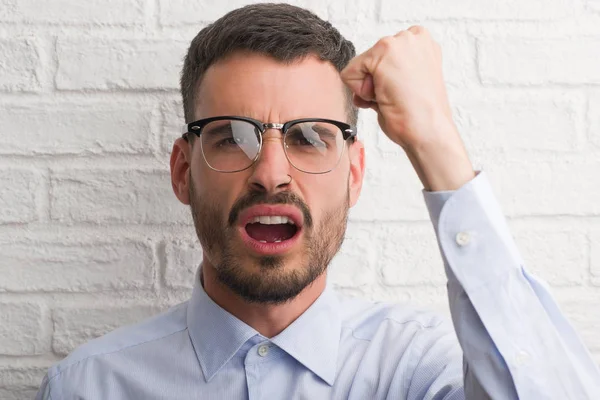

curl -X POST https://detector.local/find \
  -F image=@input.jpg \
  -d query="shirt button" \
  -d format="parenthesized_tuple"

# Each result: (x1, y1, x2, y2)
(258, 344, 269, 357)
(455, 232, 471, 247)
(514, 350, 530, 367)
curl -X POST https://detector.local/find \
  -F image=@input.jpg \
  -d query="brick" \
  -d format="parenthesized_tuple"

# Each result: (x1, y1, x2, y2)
(591, 229, 600, 286)
(380, 0, 572, 20)
(52, 305, 162, 356)
(512, 224, 587, 286)
(161, 99, 184, 154)
(455, 91, 582, 152)
(589, 92, 600, 149)
(350, 152, 429, 222)
(160, 0, 303, 25)
(557, 300, 600, 352)
(588, 0, 600, 12)
(0, 38, 40, 92)
(0, 388, 39, 400)
(50, 169, 190, 224)
(158, 0, 364, 26)
(486, 159, 600, 217)
(56, 39, 187, 91)
(329, 223, 376, 288)
(0, 0, 145, 24)
(0, 366, 47, 388)
(478, 38, 600, 86)
(0, 169, 40, 224)
(0, 241, 154, 292)
(380, 224, 446, 286)
(165, 239, 202, 289)
(0, 303, 48, 355)
(0, 102, 154, 155)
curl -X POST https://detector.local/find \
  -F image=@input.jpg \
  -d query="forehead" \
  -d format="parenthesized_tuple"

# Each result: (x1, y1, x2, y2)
(195, 52, 348, 122)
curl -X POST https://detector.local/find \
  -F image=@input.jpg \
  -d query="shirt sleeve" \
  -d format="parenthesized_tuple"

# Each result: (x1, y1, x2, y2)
(423, 171, 600, 399)
(35, 374, 53, 400)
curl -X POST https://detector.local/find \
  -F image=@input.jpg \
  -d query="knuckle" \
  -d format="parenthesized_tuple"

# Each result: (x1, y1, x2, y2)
(375, 35, 396, 51)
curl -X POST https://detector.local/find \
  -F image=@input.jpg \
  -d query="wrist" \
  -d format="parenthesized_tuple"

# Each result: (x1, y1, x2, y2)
(404, 127, 475, 192)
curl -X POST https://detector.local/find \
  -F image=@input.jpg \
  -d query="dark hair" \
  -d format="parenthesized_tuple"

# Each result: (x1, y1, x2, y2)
(180, 3, 358, 126)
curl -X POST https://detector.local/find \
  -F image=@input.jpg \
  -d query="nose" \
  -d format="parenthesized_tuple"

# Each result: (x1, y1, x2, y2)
(247, 129, 292, 193)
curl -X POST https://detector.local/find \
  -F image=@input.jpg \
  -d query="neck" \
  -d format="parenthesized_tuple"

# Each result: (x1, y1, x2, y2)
(201, 261, 327, 338)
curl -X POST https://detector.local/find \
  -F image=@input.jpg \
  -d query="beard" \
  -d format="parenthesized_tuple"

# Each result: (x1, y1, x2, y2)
(189, 174, 349, 305)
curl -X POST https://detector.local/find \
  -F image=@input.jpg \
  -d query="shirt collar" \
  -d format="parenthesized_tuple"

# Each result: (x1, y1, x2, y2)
(270, 285, 341, 385)
(187, 271, 341, 386)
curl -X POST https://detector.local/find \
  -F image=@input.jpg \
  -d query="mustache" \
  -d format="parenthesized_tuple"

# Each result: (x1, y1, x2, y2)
(228, 190, 313, 228)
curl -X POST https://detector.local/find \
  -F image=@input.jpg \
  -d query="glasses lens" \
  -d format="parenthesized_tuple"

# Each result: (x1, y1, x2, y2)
(284, 121, 344, 173)
(200, 119, 261, 172)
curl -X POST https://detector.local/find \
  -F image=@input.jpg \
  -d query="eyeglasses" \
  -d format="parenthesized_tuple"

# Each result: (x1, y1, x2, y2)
(182, 116, 357, 174)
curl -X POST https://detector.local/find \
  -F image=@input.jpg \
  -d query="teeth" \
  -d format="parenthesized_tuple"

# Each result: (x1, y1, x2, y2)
(249, 215, 295, 225)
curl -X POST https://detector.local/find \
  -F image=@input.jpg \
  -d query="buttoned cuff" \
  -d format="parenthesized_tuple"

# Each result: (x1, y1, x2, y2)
(422, 170, 525, 290)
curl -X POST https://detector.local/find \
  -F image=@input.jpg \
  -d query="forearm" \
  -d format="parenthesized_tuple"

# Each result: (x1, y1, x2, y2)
(404, 118, 474, 192)
(425, 173, 600, 398)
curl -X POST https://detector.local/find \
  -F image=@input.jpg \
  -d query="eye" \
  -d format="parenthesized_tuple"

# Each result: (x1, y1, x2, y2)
(216, 135, 253, 148)
(290, 135, 317, 146)
(286, 128, 326, 148)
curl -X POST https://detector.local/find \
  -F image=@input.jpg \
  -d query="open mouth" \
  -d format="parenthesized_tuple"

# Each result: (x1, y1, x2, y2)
(237, 205, 304, 255)
(245, 215, 298, 243)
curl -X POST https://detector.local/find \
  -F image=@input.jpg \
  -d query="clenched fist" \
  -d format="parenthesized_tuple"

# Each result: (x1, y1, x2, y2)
(341, 26, 475, 191)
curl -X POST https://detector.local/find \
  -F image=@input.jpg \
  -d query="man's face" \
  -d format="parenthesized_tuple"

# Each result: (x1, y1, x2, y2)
(176, 52, 364, 304)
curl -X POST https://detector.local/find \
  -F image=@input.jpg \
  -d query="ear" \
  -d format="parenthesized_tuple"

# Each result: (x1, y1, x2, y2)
(348, 139, 365, 207)
(170, 137, 192, 205)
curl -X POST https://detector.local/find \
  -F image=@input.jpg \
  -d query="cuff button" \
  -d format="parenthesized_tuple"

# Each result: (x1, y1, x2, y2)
(455, 232, 472, 247)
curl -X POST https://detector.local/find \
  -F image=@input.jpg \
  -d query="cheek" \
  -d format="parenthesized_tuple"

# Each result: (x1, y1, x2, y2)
(195, 173, 248, 216)
(302, 174, 347, 214)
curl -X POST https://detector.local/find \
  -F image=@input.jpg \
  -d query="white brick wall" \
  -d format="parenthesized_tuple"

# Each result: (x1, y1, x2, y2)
(1, 0, 599, 397)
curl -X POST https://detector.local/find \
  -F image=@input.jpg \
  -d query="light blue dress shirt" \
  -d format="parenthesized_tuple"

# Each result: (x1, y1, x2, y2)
(36, 172, 600, 399)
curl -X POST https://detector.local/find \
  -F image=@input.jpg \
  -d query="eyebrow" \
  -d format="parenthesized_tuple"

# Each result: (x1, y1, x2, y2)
(288, 123, 338, 139)
(203, 123, 234, 136)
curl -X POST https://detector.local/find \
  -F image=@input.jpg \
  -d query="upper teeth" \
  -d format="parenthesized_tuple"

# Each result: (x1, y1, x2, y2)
(249, 215, 295, 225)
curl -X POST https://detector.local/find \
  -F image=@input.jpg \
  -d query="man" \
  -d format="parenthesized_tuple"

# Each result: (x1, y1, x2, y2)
(37, 3, 600, 399)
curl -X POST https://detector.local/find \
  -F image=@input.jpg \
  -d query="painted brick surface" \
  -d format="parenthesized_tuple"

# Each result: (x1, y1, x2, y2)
(486, 159, 600, 217)
(1, 0, 599, 396)
(592, 229, 600, 286)
(0, 303, 48, 355)
(513, 225, 588, 286)
(455, 91, 583, 152)
(56, 39, 187, 90)
(0, 38, 40, 92)
(0, 366, 47, 399)
(50, 169, 190, 224)
(380, 0, 573, 20)
(0, 0, 146, 24)
(379, 224, 446, 286)
(478, 38, 600, 85)
(589, 92, 600, 149)
(164, 239, 203, 290)
(0, 241, 154, 292)
(0, 102, 155, 155)
(0, 169, 41, 224)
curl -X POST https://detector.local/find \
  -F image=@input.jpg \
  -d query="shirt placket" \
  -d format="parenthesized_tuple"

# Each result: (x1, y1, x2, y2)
(244, 341, 275, 400)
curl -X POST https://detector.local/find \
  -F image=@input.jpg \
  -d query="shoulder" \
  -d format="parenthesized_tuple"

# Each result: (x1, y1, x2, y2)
(337, 294, 452, 342)
(336, 294, 462, 386)
(46, 301, 190, 381)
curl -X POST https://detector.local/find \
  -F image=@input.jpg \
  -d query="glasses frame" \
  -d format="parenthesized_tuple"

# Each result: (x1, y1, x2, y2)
(181, 116, 357, 174)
